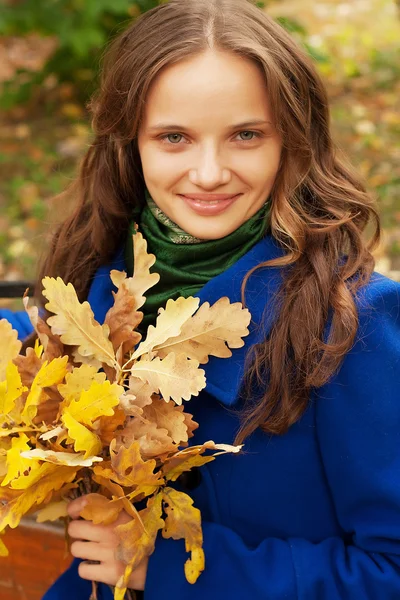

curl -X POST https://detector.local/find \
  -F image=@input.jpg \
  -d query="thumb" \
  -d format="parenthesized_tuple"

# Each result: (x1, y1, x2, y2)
(67, 496, 88, 520)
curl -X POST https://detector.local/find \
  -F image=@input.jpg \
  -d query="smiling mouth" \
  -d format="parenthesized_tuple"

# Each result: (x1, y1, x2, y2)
(179, 193, 241, 205)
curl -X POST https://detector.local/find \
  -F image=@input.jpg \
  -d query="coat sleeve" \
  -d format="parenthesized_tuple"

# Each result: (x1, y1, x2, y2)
(0, 308, 34, 341)
(145, 275, 400, 600)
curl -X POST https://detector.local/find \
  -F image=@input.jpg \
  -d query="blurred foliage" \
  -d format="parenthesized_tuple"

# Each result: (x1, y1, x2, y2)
(0, 0, 399, 297)
(0, 0, 155, 108)
(0, 0, 317, 110)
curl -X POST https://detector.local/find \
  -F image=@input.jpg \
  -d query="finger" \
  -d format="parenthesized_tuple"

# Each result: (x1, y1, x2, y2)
(68, 519, 110, 543)
(78, 560, 125, 586)
(68, 496, 88, 520)
(70, 540, 114, 563)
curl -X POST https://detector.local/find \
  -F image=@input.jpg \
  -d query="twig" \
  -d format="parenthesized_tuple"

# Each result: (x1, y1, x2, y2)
(90, 581, 98, 600)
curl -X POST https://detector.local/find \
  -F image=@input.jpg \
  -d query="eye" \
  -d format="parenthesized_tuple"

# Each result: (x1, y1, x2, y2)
(237, 130, 260, 142)
(161, 133, 185, 144)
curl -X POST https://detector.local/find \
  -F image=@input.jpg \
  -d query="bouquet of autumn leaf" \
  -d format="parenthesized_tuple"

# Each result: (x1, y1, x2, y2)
(0, 230, 251, 600)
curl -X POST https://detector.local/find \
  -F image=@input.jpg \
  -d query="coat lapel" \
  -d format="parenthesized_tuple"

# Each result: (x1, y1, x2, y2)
(88, 235, 286, 407)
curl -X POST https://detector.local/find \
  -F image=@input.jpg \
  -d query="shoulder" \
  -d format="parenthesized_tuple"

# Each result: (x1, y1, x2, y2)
(317, 270, 400, 414)
(353, 271, 400, 349)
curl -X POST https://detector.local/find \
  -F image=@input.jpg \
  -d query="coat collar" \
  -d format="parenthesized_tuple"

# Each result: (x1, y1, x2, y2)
(88, 235, 286, 407)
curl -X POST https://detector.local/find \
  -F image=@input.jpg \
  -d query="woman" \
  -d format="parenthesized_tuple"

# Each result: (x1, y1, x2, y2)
(3, 0, 400, 598)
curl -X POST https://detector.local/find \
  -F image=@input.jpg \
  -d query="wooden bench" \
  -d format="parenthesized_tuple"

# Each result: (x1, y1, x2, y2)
(0, 520, 72, 600)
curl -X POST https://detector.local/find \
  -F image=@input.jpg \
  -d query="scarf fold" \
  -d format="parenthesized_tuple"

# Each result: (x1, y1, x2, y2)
(125, 191, 271, 329)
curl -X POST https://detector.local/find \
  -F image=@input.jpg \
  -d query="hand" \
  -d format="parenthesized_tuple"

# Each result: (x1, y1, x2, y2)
(68, 496, 148, 591)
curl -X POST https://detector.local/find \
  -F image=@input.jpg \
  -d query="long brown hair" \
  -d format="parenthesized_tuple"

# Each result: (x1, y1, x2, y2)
(32, 0, 380, 443)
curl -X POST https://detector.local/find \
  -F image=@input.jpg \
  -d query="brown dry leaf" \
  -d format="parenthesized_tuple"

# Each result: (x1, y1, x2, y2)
(141, 397, 190, 445)
(115, 492, 164, 599)
(92, 406, 126, 446)
(41, 277, 116, 368)
(0, 320, 22, 380)
(33, 385, 64, 425)
(111, 231, 160, 312)
(161, 441, 242, 483)
(162, 448, 216, 482)
(162, 487, 205, 584)
(104, 284, 143, 356)
(127, 377, 156, 408)
(119, 418, 176, 460)
(13, 347, 43, 387)
(154, 297, 251, 363)
(130, 353, 205, 404)
(23, 296, 64, 359)
(79, 493, 124, 525)
(132, 297, 200, 360)
(182, 411, 199, 441)
(91, 472, 140, 523)
(110, 439, 164, 497)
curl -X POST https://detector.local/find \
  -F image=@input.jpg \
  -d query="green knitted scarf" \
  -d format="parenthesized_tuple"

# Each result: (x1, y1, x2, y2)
(125, 190, 271, 329)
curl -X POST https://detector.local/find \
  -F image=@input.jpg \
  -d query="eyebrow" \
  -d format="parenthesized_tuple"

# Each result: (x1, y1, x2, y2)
(147, 119, 272, 133)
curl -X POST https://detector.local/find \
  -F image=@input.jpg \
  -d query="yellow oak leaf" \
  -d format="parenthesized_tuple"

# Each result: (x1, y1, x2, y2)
(110, 230, 160, 311)
(20, 449, 102, 467)
(154, 297, 251, 363)
(1, 433, 41, 487)
(114, 492, 164, 600)
(110, 439, 164, 498)
(132, 297, 200, 360)
(41, 276, 116, 367)
(34, 338, 44, 359)
(104, 284, 143, 356)
(0, 362, 28, 426)
(58, 365, 106, 402)
(65, 379, 123, 427)
(36, 499, 68, 522)
(162, 487, 205, 584)
(0, 426, 45, 439)
(0, 464, 77, 529)
(130, 353, 205, 404)
(61, 412, 102, 458)
(21, 356, 69, 425)
(79, 492, 124, 525)
(0, 319, 22, 380)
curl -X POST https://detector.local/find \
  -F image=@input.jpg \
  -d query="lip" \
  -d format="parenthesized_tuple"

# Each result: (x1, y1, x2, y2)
(180, 193, 240, 201)
(178, 193, 241, 216)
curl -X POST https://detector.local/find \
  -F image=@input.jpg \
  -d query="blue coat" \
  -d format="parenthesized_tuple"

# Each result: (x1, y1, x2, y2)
(2, 234, 400, 599)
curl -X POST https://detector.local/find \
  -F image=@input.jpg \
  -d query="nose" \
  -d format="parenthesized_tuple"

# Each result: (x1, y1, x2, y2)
(188, 144, 231, 189)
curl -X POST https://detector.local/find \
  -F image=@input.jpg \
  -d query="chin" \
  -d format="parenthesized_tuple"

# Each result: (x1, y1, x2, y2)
(183, 225, 235, 241)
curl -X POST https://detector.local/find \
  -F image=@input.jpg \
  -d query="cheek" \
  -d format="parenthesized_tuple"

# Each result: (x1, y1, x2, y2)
(139, 145, 187, 187)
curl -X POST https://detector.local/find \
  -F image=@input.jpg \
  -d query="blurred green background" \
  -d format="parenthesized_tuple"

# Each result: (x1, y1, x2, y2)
(0, 0, 399, 308)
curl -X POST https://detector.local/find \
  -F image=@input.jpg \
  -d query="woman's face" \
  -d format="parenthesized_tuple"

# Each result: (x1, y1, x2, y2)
(138, 49, 282, 239)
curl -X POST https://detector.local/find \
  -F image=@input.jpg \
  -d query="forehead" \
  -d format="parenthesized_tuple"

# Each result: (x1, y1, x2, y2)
(142, 50, 272, 127)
